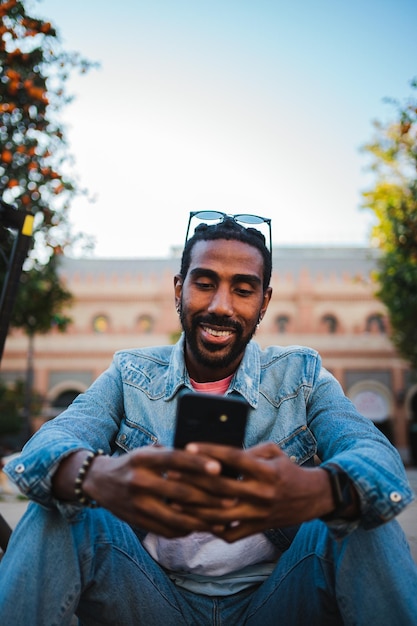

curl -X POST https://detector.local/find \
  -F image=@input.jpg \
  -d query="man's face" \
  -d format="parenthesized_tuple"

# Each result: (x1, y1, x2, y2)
(174, 238, 272, 382)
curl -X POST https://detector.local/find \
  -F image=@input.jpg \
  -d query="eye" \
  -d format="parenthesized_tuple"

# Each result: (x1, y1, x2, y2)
(195, 280, 214, 290)
(235, 286, 254, 297)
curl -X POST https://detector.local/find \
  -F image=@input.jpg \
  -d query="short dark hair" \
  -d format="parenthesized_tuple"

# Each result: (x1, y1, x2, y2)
(180, 217, 272, 289)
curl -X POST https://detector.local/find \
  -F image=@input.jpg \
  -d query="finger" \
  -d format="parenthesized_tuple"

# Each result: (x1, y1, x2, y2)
(129, 446, 222, 476)
(185, 443, 282, 478)
(161, 474, 235, 508)
(186, 441, 282, 461)
(122, 492, 215, 537)
(214, 520, 266, 543)
(245, 442, 285, 460)
(129, 463, 239, 513)
(180, 500, 267, 526)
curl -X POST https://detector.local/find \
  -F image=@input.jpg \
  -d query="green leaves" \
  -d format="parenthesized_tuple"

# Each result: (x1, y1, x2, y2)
(0, 0, 97, 262)
(12, 255, 73, 336)
(0, 1, 96, 338)
(362, 78, 417, 369)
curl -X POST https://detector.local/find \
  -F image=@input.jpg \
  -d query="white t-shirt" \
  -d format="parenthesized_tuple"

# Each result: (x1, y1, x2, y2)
(143, 531, 280, 595)
(143, 375, 280, 595)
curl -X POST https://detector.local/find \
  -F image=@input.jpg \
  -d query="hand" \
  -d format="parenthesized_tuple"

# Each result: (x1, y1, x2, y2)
(78, 445, 239, 538)
(176, 442, 334, 542)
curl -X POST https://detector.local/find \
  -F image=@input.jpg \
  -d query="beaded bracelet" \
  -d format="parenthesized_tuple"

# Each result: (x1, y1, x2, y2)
(74, 449, 104, 507)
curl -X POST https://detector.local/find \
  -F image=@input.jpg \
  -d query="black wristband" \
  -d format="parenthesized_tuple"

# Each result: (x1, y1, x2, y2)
(320, 466, 354, 521)
(74, 449, 104, 507)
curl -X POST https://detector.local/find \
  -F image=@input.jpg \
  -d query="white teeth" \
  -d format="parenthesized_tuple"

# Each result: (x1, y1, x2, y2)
(203, 326, 232, 337)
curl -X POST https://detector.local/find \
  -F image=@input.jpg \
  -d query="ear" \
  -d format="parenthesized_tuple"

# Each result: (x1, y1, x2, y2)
(174, 274, 183, 310)
(259, 287, 272, 321)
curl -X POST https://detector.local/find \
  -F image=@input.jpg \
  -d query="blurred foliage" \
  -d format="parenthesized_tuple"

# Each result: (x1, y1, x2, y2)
(362, 77, 417, 369)
(0, 0, 97, 263)
(0, 378, 41, 435)
(0, 0, 97, 339)
(169, 329, 182, 345)
(0, 0, 96, 435)
(13, 253, 72, 336)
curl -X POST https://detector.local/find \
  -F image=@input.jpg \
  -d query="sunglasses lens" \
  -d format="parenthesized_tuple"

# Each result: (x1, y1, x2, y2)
(193, 211, 224, 221)
(186, 212, 271, 253)
(234, 214, 266, 225)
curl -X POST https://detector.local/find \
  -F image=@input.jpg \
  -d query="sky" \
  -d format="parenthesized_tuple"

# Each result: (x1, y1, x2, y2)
(31, 0, 417, 258)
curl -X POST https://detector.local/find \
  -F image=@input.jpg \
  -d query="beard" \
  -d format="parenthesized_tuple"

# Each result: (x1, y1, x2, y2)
(179, 307, 258, 371)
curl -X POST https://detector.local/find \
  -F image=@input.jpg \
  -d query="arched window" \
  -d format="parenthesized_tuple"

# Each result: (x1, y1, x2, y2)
(92, 314, 110, 333)
(322, 314, 338, 334)
(366, 313, 386, 334)
(46, 381, 87, 419)
(137, 314, 154, 333)
(53, 389, 80, 408)
(275, 314, 290, 333)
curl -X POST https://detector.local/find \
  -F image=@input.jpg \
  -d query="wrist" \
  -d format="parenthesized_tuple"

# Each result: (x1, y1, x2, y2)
(74, 449, 104, 507)
(52, 450, 93, 501)
(320, 465, 359, 521)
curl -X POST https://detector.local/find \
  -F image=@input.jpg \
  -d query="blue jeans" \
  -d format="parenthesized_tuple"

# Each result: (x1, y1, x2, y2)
(1, 502, 417, 625)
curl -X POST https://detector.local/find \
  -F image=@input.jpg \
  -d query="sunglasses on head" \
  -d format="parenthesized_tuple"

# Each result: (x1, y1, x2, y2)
(185, 211, 272, 253)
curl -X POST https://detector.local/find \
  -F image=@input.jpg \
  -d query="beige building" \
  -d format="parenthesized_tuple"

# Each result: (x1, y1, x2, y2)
(1, 246, 416, 461)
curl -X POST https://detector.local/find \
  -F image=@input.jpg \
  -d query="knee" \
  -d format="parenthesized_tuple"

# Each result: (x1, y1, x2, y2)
(290, 518, 410, 564)
(329, 518, 416, 575)
(9, 501, 76, 547)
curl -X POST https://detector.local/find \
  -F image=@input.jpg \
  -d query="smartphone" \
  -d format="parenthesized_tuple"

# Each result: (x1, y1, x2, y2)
(174, 392, 249, 477)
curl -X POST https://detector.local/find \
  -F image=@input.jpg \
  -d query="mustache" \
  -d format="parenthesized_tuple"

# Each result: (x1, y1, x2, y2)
(192, 314, 243, 334)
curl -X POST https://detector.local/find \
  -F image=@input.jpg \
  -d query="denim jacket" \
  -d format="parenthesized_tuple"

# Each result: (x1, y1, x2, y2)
(5, 336, 414, 542)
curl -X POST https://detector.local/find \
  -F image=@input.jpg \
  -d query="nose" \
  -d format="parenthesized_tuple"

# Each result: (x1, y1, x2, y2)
(207, 285, 233, 317)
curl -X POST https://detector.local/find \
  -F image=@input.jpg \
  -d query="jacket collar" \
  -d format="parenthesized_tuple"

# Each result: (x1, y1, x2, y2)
(165, 334, 260, 408)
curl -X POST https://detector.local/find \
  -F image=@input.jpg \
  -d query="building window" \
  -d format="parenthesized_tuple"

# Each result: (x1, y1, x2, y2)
(366, 313, 386, 334)
(53, 389, 80, 409)
(322, 314, 338, 334)
(275, 315, 290, 333)
(137, 314, 154, 333)
(92, 315, 109, 333)
(348, 379, 394, 442)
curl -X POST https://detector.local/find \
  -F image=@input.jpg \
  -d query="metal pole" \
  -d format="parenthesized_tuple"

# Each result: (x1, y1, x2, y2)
(0, 508, 12, 552)
(0, 204, 34, 362)
(0, 201, 34, 553)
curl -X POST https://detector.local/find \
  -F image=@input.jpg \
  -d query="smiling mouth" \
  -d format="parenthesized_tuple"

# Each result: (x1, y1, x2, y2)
(201, 325, 234, 338)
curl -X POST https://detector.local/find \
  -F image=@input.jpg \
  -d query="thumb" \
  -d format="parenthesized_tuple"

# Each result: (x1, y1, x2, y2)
(246, 442, 284, 460)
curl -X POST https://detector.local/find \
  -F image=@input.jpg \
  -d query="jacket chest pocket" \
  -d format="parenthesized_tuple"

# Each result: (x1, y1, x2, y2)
(115, 420, 157, 453)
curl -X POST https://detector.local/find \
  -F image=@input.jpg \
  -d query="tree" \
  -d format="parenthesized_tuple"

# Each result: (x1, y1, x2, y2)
(362, 78, 417, 370)
(0, 0, 95, 261)
(0, 377, 42, 449)
(0, 378, 22, 438)
(12, 255, 73, 442)
(1, 0, 96, 326)
(0, 0, 95, 441)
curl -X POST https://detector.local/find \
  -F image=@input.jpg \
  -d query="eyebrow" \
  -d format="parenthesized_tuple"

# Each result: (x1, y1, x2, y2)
(189, 268, 262, 287)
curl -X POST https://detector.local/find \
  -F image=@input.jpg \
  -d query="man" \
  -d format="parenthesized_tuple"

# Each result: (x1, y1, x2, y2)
(1, 211, 417, 625)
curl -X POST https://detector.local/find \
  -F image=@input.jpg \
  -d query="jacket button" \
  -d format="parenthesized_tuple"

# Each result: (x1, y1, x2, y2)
(15, 463, 25, 473)
(120, 434, 127, 442)
(289, 455, 297, 463)
(389, 491, 402, 503)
